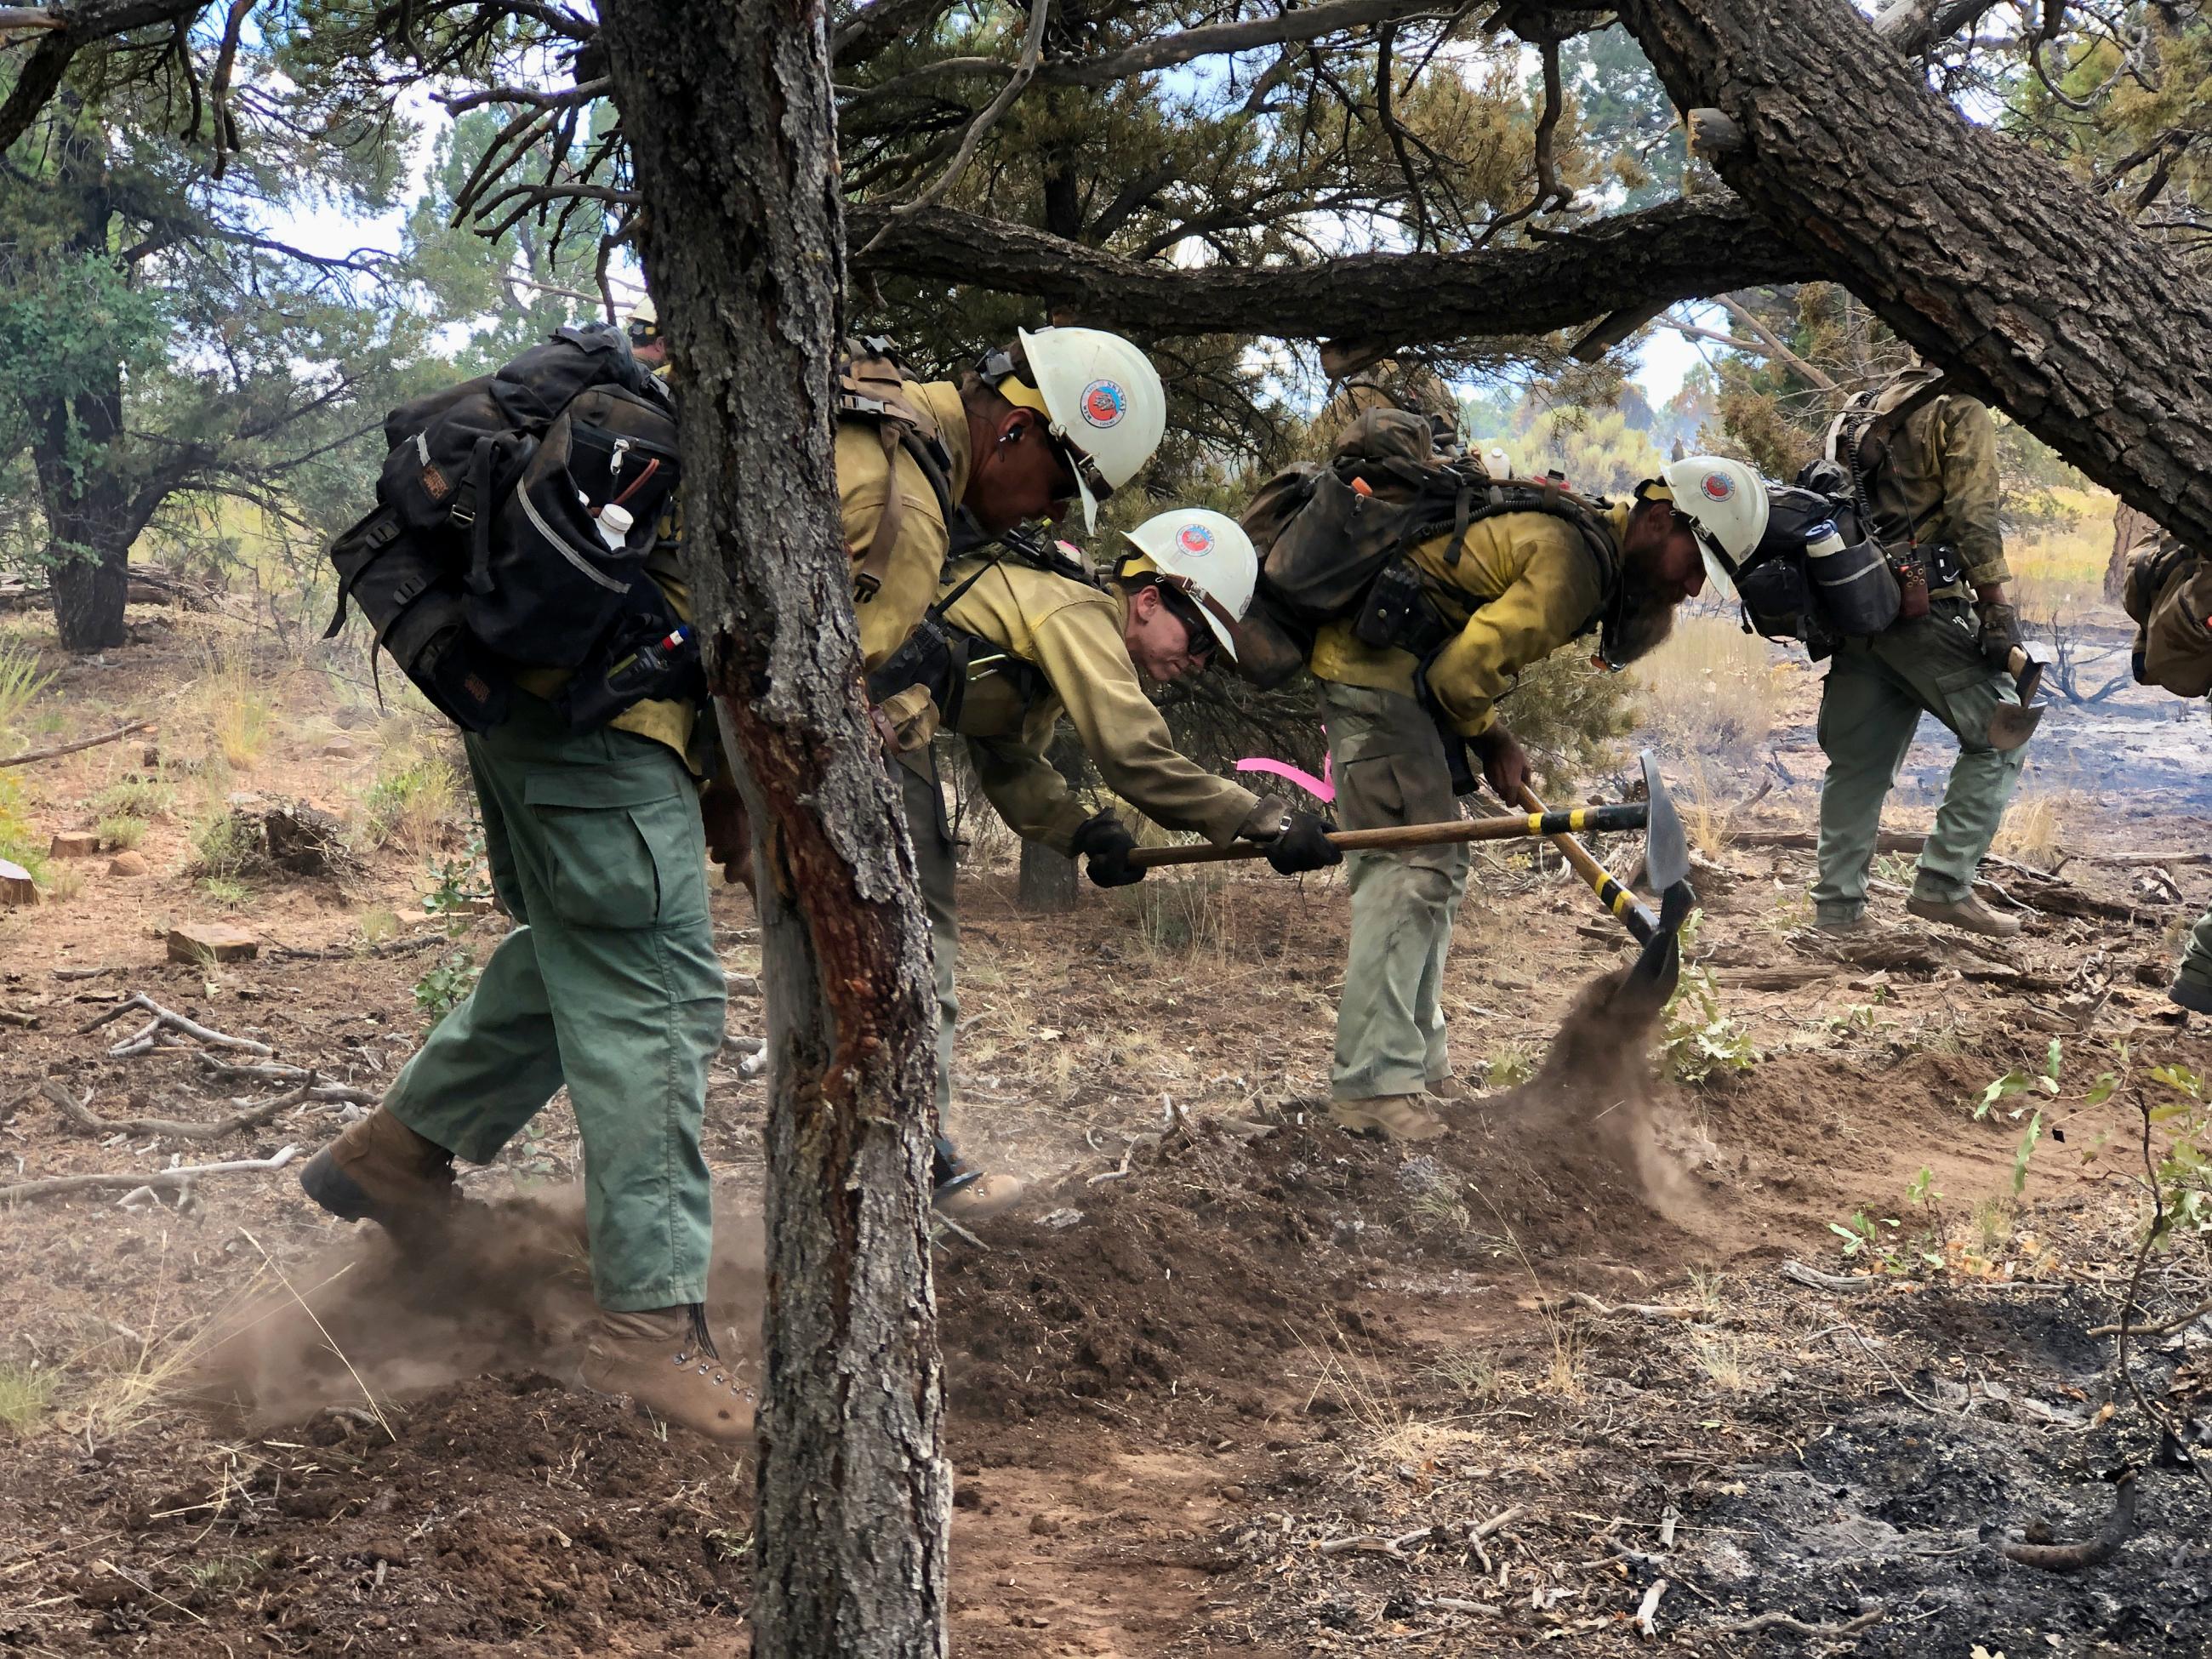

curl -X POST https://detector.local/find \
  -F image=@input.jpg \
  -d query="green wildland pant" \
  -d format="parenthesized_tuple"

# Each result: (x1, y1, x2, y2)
(2179, 904, 2212, 1001)
(1812, 598, 2028, 924)
(1323, 683, 1471, 1102)
(898, 755, 960, 1120)
(384, 694, 725, 1313)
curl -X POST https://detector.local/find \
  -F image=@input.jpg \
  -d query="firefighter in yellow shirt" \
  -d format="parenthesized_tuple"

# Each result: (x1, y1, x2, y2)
(1305, 421, 1708, 1143)
(878, 509, 1341, 1211)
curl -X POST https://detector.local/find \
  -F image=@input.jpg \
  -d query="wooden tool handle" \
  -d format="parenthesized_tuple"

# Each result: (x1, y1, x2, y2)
(1124, 804, 1647, 870)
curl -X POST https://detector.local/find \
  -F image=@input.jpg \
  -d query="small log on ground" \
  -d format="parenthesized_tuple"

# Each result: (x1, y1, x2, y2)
(0, 719, 154, 770)
(2000, 1475, 2137, 1572)
(167, 922, 259, 965)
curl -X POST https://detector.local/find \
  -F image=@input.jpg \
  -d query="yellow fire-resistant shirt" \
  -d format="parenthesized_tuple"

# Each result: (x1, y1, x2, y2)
(1307, 501, 1629, 738)
(1867, 389, 2010, 594)
(841, 380, 973, 673)
(935, 558, 1263, 855)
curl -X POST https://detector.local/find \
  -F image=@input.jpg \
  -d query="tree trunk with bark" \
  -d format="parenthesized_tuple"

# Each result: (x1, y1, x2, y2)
(601, 4, 949, 1656)
(1605, 0, 2212, 547)
(2107, 500, 2155, 601)
(1016, 735, 1085, 914)
(32, 379, 134, 653)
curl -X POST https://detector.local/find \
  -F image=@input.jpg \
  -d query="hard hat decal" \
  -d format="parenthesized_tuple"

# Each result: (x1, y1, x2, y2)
(1175, 522, 1215, 556)
(1701, 471, 1736, 502)
(1080, 379, 1127, 429)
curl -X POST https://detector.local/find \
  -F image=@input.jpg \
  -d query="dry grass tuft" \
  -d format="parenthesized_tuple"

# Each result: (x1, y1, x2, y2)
(1633, 613, 1789, 757)
(1995, 790, 2073, 870)
(0, 1363, 58, 1436)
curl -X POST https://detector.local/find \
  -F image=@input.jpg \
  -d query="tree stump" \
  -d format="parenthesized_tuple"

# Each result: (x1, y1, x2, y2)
(48, 831, 100, 858)
(0, 858, 36, 907)
(168, 921, 259, 963)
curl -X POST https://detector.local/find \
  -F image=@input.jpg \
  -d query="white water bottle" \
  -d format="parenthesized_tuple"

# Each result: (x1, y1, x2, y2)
(596, 502, 634, 553)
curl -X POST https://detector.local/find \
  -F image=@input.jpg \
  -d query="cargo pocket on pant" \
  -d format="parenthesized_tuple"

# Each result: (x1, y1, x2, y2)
(525, 767, 688, 931)
(1930, 659, 2010, 750)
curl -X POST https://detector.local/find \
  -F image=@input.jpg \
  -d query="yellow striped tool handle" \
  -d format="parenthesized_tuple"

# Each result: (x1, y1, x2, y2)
(1513, 784, 1660, 944)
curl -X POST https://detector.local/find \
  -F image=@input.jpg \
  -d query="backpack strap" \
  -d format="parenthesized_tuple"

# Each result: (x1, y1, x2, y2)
(838, 339, 957, 601)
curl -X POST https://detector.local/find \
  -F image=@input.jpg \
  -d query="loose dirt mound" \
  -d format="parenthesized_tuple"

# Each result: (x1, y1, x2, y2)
(6, 1373, 749, 1656)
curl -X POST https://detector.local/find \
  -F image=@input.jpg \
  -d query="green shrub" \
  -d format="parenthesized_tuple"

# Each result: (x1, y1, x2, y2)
(97, 814, 147, 851)
(94, 777, 173, 821)
(191, 811, 261, 879)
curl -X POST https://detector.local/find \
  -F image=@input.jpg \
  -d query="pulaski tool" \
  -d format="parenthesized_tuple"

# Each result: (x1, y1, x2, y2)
(1987, 642, 2053, 751)
(1125, 803, 1650, 869)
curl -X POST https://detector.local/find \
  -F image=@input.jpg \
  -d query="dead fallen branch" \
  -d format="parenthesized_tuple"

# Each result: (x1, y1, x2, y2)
(1711, 1602, 1886, 1639)
(78, 995, 272, 1058)
(0, 1006, 37, 1028)
(1780, 1259, 1880, 1295)
(1999, 1474, 2137, 1572)
(2088, 1293, 2212, 1340)
(0, 1144, 301, 1206)
(1732, 829, 1924, 854)
(1542, 1290, 1716, 1323)
(43, 1075, 319, 1142)
(190, 1053, 376, 1104)
(0, 718, 153, 770)
(1633, 1578, 1668, 1638)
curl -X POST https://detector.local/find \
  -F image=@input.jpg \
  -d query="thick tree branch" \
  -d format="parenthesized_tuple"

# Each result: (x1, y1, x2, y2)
(0, 0, 205, 151)
(849, 196, 1816, 342)
(1607, 0, 2212, 554)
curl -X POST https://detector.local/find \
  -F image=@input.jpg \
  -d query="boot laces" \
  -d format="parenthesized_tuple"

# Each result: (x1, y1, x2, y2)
(670, 1305, 750, 1397)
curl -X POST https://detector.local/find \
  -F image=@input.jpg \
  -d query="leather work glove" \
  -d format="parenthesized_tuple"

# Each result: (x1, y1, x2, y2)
(1975, 600, 2024, 673)
(1069, 811, 1144, 888)
(1261, 810, 1343, 875)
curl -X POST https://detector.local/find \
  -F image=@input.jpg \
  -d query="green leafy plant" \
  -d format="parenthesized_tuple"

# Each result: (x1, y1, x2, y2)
(1483, 1041, 1537, 1090)
(0, 641, 54, 741)
(197, 876, 250, 910)
(413, 949, 480, 1029)
(94, 776, 173, 821)
(97, 814, 146, 850)
(1660, 962, 1759, 1084)
(422, 834, 492, 926)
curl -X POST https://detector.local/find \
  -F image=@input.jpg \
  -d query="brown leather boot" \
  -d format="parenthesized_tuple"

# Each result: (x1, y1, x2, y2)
(1425, 1072, 1470, 1103)
(1329, 1094, 1449, 1143)
(1907, 889, 2021, 939)
(579, 1308, 756, 1442)
(298, 1108, 457, 1232)
(935, 1169, 1025, 1223)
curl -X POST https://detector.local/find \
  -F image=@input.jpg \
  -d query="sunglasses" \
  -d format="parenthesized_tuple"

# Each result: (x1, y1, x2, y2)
(1155, 581, 1221, 664)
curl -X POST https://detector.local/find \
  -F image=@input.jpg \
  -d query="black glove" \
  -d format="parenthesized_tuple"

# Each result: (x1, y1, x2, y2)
(1976, 600, 2023, 672)
(1263, 809, 1343, 875)
(1069, 811, 1143, 887)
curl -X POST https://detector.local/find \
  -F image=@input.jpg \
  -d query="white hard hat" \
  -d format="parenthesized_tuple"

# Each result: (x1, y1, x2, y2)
(1005, 326, 1166, 533)
(625, 294, 658, 342)
(1120, 508, 1256, 663)
(1661, 456, 1770, 585)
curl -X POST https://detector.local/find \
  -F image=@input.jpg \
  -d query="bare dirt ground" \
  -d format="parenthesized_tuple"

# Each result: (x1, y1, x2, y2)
(2, 613, 2209, 1656)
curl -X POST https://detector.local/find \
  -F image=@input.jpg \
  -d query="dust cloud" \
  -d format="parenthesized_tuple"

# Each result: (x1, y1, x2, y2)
(191, 1189, 767, 1427)
(1492, 961, 1719, 1223)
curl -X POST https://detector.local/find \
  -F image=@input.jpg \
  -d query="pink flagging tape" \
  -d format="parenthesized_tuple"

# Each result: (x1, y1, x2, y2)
(1235, 755, 1334, 804)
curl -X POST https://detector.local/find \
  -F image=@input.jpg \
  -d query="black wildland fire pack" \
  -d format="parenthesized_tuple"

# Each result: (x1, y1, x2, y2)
(324, 325, 689, 732)
(2124, 537, 2212, 698)
(1728, 474, 1903, 657)
(1233, 408, 1620, 690)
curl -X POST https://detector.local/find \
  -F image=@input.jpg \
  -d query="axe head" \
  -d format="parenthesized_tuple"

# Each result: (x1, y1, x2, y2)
(1639, 750, 1691, 893)
(1616, 880, 1698, 1018)
(1987, 645, 2052, 752)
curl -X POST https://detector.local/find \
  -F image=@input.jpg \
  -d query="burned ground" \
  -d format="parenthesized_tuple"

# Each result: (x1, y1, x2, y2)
(1, 617, 2209, 1655)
